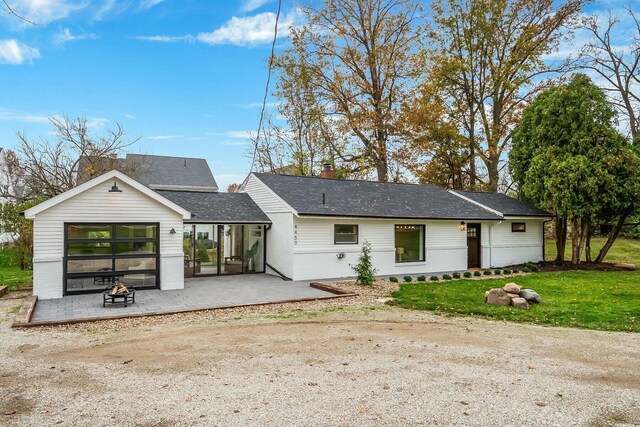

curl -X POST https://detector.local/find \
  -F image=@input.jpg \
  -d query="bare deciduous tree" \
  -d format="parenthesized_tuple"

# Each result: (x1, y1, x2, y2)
(580, 8, 640, 141)
(6, 116, 141, 201)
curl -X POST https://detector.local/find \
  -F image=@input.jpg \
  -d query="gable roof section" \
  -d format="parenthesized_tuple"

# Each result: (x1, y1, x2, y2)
(450, 190, 552, 218)
(127, 154, 218, 192)
(251, 173, 502, 220)
(23, 170, 191, 219)
(156, 190, 271, 224)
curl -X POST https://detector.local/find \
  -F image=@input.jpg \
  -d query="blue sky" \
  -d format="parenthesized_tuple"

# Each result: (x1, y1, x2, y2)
(0, 0, 294, 190)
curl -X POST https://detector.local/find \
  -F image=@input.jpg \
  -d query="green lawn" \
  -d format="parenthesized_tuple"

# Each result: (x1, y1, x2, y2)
(0, 249, 31, 291)
(545, 236, 640, 267)
(391, 270, 640, 332)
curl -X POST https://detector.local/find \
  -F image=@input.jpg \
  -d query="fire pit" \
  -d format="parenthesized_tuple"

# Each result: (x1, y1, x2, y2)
(102, 283, 136, 308)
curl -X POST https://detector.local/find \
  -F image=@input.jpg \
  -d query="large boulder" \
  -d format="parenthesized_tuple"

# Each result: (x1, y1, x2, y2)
(519, 289, 541, 304)
(506, 293, 520, 299)
(511, 297, 530, 309)
(486, 288, 511, 306)
(503, 283, 521, 294)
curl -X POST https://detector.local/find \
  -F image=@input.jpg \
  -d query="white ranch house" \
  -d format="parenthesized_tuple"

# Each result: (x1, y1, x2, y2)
(23, 155, 552, 299)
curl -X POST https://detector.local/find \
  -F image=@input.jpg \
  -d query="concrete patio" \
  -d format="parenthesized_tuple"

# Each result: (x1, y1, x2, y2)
(29, 274, 348, 325)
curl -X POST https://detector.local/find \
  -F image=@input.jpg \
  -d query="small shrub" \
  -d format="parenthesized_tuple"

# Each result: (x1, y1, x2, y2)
(442, 274, 452, 280)
(494, 269, 502, 275)
(512, 269, 519, 274)
(452, 272, 461, 279)
(388, 276, 398, 283)
(524, 262, 539, 272)
(522, 267, 530, 273)
(430, 275, 439, 281)
(403, 276, 413, 282)
(463, 271, 472, 278)
(502, 268, 512, 275)
(352, 241, 378, 285)
(483, 270, 492, 276)
(473, 271, 481, 277)
(417, 275, 426, 282)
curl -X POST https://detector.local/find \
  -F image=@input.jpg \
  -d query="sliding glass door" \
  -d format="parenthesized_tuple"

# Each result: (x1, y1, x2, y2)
(183, 224, 265, 277)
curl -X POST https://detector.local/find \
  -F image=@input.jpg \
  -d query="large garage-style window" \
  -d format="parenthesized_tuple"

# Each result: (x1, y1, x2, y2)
(395, 225, 425, 263)
(64, 223, 159, 294)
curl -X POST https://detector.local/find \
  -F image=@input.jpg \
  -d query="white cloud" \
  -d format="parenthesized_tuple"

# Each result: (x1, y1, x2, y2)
(85, 116, 109, 129)
(140, 0, 164, 9)
(53, 28, 98, 45)
(146, 135, 182, 140)
(94, 0, 117, 20)
(0, 39, 40, 64)
(0, 108, 49, 123)
(124, 114, 136, 119)
(132, 35, 194, 43)
(8, 0, 86, 26)
(197, 11, 295, 46)
(242, 0, 272, 13)
(207, 130, 254, 139)
(238, 101, 277, 109)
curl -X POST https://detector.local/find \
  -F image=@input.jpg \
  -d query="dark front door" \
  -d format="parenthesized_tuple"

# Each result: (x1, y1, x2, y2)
(467, 223, 481, 268)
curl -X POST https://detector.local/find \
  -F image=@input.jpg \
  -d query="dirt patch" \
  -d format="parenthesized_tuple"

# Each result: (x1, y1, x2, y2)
(0, 394, 34, 418)
(1, 300, 639, 426)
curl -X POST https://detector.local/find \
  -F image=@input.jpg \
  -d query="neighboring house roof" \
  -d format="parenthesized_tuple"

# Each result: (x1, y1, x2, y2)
(450, 190, 553, 218)
(157, 190, 271, 224)
(127, 154, 218, 192)
(23, 170, 191, 220)
(251, 173, 503, 220)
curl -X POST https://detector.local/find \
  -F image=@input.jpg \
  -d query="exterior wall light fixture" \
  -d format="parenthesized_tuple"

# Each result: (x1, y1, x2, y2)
(108, 181, 122, 193)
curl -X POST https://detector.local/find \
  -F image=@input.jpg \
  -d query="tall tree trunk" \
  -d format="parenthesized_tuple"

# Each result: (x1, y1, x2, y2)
(570, 218, 584, 265)
(595, 213, 629, 263)
(585, 220, 592, 263)
(487, 156, 499, 192)
(555, 217, 567, 262)
(468, 115, 476, 189)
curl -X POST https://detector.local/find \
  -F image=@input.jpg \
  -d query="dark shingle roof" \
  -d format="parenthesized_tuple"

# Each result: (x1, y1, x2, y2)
(451, 191, 552, 217)
(128, 154, 218, 191)
(156, 190, 270, 224)
(252, 173, 502, 220)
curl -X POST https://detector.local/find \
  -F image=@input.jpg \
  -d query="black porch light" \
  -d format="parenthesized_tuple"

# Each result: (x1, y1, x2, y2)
(108, 181, 122, 193)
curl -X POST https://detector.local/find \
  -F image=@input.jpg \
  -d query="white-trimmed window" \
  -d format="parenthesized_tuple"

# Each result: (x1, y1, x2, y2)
(395, 225, 425, 262)
(511, 222, 526, 232)
(334, 224, 359, 244)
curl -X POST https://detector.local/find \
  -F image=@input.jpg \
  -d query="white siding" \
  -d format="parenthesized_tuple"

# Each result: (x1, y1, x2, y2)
(32, 179, 185, 299)
(242, 174, 291, 213)
(480, 219, 544, 268)
(265, 212, 295, 278)
(290, 217, 468, 280)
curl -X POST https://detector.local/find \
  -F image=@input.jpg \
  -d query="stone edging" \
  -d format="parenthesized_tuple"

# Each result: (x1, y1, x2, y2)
(0, 286, 7, 298)
(12, 295, 38, 327)
(309, 282, 358, 296)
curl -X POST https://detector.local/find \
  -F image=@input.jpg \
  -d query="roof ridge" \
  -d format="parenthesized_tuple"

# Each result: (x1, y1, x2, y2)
(253, 172, 443, 189)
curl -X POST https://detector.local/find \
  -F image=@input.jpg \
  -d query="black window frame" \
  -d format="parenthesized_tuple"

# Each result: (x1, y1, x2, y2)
(63, 222, 160, 295)
(511, 222, 527, 233)
(394, 224, 426, 263)
(334, 224, 359, 245)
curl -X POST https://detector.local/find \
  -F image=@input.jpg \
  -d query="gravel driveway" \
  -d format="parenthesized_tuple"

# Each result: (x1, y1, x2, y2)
(1, 293, 639, 427)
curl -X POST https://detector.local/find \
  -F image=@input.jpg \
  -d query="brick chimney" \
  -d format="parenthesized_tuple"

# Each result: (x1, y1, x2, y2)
(320, 162, 335, 179)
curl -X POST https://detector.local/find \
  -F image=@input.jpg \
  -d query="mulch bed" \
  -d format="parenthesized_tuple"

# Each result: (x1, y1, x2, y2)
(523, 262, 635, 273)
